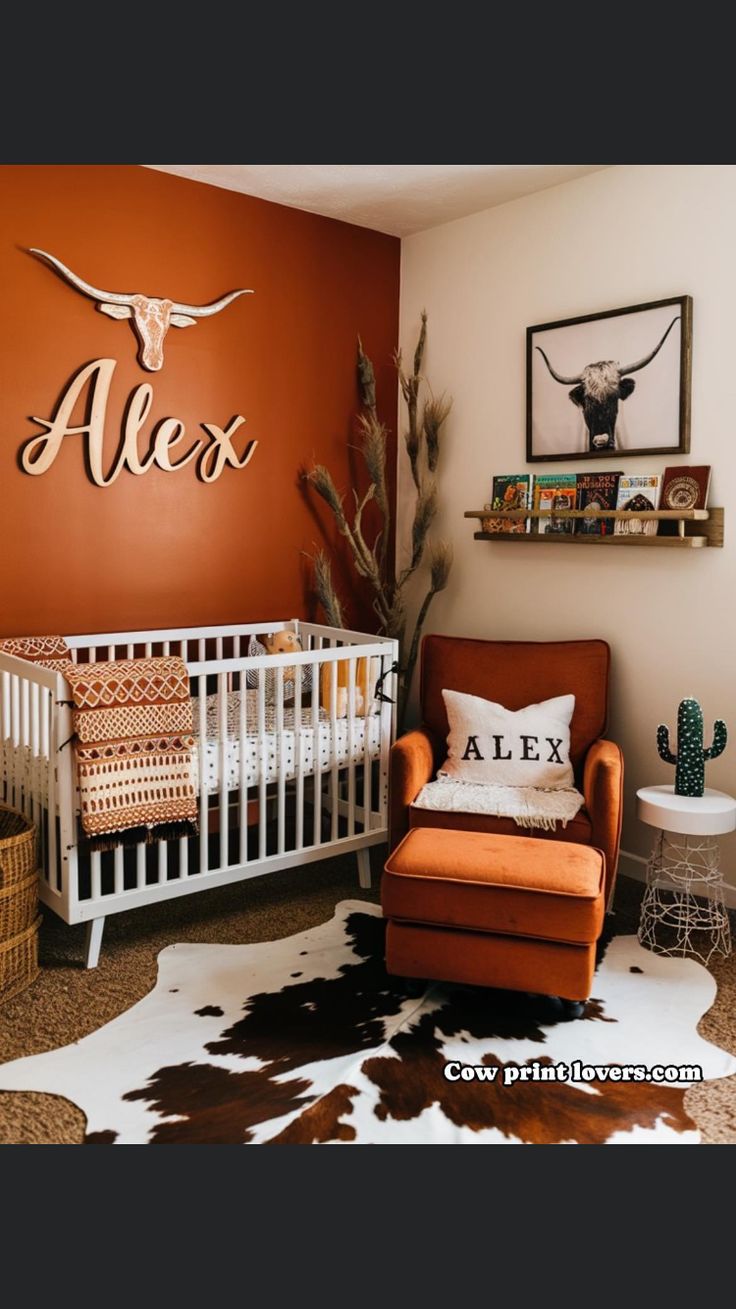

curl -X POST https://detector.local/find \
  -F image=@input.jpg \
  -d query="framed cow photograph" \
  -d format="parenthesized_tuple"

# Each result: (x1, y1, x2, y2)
(526, 295, 692, 462)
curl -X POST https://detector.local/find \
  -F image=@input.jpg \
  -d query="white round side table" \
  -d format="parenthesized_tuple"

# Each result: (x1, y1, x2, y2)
(636, 785, 734, 965)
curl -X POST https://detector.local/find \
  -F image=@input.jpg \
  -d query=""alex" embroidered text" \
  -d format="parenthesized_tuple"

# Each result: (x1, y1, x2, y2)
(461, 735, 565, 763)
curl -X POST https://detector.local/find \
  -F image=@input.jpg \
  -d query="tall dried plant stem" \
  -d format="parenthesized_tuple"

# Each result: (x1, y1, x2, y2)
(397, 539, 453, 727)
(306, 313, 452, 731)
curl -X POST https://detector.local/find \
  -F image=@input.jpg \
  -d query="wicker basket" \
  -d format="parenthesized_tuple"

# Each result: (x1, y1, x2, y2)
(0, 804, 37, 887)
(0, 871, 38, 940)
(0, 916, 40, 1005)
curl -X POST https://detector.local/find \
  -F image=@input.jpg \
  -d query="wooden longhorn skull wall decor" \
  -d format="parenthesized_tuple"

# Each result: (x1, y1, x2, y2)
(28, 248, 253, 371)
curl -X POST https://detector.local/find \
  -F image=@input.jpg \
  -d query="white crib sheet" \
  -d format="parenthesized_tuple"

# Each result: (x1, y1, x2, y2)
(192, 690, 382, 791)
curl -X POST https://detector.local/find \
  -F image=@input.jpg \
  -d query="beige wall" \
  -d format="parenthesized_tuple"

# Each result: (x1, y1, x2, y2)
(398, 165, 736, 890)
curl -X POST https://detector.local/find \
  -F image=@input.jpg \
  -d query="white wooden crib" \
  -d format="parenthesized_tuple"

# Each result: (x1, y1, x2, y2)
(0, 621, 398, 966)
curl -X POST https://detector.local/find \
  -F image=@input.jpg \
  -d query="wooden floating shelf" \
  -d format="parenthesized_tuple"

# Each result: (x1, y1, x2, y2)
(465, 507, 724, 549)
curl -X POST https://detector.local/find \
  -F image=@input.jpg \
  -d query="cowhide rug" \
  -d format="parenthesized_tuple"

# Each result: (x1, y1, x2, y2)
(1, 901, 733, 1144)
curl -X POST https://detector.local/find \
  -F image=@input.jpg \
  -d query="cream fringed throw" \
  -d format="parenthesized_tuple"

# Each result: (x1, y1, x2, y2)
(63, 657, 198, 848)
(413, 777, 585, 831)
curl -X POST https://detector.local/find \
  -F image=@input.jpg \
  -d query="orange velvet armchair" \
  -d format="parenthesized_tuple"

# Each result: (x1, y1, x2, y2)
(390, 637, 624, 906)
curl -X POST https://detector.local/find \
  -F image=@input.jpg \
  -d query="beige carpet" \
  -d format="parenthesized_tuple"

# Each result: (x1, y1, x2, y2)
(0, 858, 734, 1144)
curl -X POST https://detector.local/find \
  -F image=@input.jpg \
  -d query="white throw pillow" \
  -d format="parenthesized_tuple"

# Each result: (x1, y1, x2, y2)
(439, 689, 575, 790)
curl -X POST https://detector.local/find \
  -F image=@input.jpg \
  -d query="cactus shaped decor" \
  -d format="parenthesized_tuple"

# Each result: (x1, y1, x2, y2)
(657, 698, 727, 797)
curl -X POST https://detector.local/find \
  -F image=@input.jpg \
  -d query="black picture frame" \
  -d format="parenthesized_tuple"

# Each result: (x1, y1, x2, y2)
(526, 295, 692, 462)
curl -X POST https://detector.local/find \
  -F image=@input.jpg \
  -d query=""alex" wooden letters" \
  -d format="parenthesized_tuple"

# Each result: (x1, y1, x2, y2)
(21, 358, 258, 486)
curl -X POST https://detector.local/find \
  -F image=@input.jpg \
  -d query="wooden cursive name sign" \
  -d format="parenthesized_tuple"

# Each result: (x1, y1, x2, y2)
(22, 358, 258, 486)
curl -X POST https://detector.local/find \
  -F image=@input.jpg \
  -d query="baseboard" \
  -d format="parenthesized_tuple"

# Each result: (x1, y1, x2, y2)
(618, 847, 736, 909)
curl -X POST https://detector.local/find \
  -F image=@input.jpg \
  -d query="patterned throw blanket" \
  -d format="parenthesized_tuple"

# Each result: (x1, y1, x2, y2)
(0, 637, 198, 848)
(0, 634, 73, 675)
(65, 657, 198, 847)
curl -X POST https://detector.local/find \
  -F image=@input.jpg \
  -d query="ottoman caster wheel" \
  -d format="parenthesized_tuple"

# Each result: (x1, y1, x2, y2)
(559, 998, 586, 1021)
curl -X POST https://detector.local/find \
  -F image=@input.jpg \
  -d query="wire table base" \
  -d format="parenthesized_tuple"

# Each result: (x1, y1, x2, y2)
(638, 831, 732, 965)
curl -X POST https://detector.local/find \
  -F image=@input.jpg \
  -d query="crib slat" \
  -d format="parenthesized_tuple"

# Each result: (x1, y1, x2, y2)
(218, 671, 228, 870)
(363, 662, 373, 833)
(29, 683, 40, 831)
(238, 671, 248, 865)
(3, 677, 10, 805)
(379, 650, 395, 826)
(294, 663, 304, 850)
(179, 834, 189, 879)
(157, 840, 167, 885)
(162, 641, 170, 656)
(47, 689, 58, 885)
(107, 645, 115, 660)
(144, 643, 152, 658)
(10, 675, 18, 807)
(114, 845, 124, 894)
(1, 673, 10, 808)
(198, 675, 208, 874)
(330, 660, 339, 842)
(91, 850, 101, 902)
(0, 672, 8, 767)
(258, 671, 267, 860)
(311, 659, 321, 845)
(347, 657, 356, 838)
(276, 666, 285, 855)
(12, 675, 22, 808)
(0, 675, 6, 804)
(21, 677, 30, 809)
(127, 644, 134, 659)
(136, 841, 146, 889)
(38, 687, 49, 885)
(40, 683, 49, 761)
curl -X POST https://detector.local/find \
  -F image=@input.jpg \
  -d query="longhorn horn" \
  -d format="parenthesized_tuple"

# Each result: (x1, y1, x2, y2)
(30, 248, 253, 317)
(29, 248, 136, 305)
(169, 288, 253, 317)
(535, 346, 582, 386)
(619, 316, 680, 375)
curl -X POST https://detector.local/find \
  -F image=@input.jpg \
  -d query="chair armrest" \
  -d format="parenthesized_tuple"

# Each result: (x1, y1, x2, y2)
(389, 728, 442, 852)
(583, 738, 624, 906)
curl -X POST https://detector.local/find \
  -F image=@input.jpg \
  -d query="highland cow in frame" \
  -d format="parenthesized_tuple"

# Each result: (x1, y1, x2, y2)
(527, 296, 692, 461)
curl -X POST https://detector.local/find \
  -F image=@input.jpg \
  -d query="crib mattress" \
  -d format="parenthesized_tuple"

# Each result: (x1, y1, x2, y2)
(192, 691, 383, 791)
(2, 690, 383, 807)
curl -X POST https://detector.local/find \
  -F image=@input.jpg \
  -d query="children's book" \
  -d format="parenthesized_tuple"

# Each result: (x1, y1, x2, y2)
(532, 473, 577, 535)
(658, 466, 711, 535)
(661, 465, 711, 510)
(614, 474, 662, 536)
(483, 474, 534, 534)
(575, 472, 622, 536)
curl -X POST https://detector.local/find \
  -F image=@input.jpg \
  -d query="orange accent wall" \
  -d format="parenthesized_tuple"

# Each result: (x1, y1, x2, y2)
(0, 165, 400, 637)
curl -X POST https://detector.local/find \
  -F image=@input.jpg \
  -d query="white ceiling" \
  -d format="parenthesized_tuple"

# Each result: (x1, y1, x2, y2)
(146, 164, 608, 238)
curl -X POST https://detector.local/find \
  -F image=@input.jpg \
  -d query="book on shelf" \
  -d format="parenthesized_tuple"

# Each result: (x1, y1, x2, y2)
(575, 472, 622, 536)
(532, 473, 577, 534)
(482, 474, 534, 533)
(658, 465, 712, 535)
(613, 474, 662, 536)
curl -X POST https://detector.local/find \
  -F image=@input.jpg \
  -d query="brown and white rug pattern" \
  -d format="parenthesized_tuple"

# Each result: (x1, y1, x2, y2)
(0, 902, 733, 1144)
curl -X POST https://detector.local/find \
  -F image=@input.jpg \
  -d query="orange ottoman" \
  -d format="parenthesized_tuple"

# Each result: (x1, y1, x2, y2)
(382, 828, 606, 1005)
